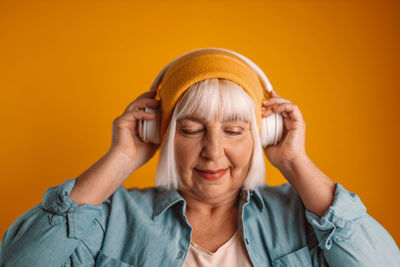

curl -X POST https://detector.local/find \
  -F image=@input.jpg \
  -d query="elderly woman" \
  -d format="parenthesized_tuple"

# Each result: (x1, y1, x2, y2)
(0, 48, 399, 267)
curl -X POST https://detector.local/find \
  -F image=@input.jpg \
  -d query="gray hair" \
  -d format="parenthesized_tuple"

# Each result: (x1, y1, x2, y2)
(155, 78, 266, 190)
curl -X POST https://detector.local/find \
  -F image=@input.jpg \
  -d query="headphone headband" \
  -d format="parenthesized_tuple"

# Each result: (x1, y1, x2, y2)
(149, 47, 274, 138)
(150, 47, 273, 94)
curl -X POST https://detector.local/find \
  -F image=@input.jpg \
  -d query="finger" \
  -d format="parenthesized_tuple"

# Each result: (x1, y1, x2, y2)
(262, 108, 280, 118)
(262, 103, 299, 119)
(262, 98, 291, 118)
(137, 90, 157, 100)
(118, 109, 157, 123)
(262, 109, 290, 120)
(261, 107, 276, 118)
(281, 111, 290, 119)
(269, 90, 281, 98)
(262, 98, 291, 107)
(126, 98, 160, 112)
(270, 103, 303, 121)
(124, 91, 157, 109)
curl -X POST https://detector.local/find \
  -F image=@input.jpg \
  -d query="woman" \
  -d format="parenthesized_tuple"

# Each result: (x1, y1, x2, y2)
(0, 48, 399, 267)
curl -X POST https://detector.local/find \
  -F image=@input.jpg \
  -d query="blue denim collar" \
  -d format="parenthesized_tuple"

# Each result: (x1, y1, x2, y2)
(151, 186, 265, 220)
(243, 186, 265, 211)
(152, 187, 184, 220)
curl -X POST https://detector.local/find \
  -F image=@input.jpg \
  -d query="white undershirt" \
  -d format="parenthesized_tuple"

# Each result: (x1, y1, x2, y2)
(182, 230, 253, 267)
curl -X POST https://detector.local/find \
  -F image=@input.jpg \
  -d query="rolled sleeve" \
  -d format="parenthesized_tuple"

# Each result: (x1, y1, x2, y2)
(305, 183, 366, 250)
(42, 178, 103, 240)
(0, 178, 107, 267)
(305, 183, 400, 266)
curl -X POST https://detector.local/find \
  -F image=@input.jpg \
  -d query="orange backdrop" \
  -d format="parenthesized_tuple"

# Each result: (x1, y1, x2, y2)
(1, 0, 399, 246)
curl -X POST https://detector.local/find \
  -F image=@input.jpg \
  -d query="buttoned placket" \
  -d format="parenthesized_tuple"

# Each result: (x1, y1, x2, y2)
(238, 189, 261, 267)
(177, 197, 193, 267)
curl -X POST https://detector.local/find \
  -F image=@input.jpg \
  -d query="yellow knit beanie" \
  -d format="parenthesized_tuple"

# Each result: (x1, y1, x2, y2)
(155, 48, 267, 139)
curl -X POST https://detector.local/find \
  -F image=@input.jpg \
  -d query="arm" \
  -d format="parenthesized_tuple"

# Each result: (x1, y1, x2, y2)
(0, 178, 106, 266)
(0, 149, 135, 266)
(0, 91, 160, 266)
(279, 155, 400, 266)
(70, 90, 160, 205)
(277, 155, 335, 217)
(305, 182, 400, 266)
(263, 90, 335, 216)
(69, 149, 139, 206)
(262, 90, 400, 266)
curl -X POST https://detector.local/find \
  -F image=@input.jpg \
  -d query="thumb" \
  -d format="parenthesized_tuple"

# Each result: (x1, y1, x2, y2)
(270, 90, 280, 97)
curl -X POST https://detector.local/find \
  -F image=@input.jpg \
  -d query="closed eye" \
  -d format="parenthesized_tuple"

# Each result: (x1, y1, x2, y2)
(181, 129, 203, 135)
(225, 130, 242, 136)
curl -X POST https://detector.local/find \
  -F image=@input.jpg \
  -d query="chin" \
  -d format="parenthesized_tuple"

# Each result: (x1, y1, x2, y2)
(195, 182, 241, 201)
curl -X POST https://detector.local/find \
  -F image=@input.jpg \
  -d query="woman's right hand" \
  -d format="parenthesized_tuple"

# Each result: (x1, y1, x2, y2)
(108, 90, 160, 169)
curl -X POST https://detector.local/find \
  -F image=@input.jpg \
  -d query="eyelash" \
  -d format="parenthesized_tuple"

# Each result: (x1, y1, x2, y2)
(182, 130, 202, 135)
(226, 131, 242, 136)
(181, 129, 242, 136)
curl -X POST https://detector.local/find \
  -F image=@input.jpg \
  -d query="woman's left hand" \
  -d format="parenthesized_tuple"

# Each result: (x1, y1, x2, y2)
(262, 90, 337, 217)
(262, 90, 308, 170)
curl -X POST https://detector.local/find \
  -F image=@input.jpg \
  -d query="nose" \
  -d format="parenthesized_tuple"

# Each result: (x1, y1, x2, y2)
(201, 127, 224, 160)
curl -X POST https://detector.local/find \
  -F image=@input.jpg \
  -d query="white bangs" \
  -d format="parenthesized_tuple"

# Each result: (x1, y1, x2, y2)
(175, 78, 254, 123)
(155, 78, 266, 190)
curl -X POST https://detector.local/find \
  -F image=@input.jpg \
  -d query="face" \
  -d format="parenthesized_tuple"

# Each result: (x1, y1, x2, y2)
(174, 114, 254, 204)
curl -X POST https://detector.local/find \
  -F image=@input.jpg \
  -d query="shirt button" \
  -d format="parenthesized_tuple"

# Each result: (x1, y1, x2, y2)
(245, 238, 249, 245)
(177, 251, 183, 258)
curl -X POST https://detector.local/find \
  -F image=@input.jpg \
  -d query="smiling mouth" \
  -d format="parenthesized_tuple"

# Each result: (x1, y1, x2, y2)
(195, 168, 229, 181)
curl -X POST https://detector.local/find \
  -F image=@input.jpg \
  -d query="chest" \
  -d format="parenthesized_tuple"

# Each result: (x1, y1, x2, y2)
(190, 228, 237, 253)
(188, 214, 238, 253)
(93, 207, 319, 267)
(183, 230, 253, 267)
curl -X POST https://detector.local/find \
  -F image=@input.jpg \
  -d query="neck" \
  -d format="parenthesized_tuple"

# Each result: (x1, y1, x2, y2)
(179, 188, 242, 252)
(178, 189, 241, 222)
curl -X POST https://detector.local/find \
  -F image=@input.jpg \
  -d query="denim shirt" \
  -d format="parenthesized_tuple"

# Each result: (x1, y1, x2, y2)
(0, 178, 399, 266)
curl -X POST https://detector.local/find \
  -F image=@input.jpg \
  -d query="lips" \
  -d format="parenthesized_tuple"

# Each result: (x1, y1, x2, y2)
(195, 168, 229, 181)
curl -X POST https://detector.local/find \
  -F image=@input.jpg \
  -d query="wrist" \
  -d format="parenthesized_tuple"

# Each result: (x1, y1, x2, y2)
(71, 149, 138, 206)
(277, 154, 336, 216)
(277, 154, 311, 179)
(106, 148, 140, 172)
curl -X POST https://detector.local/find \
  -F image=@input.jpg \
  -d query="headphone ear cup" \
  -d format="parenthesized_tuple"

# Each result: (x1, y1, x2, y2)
(139, 108, 161, 144)
(275, 113, 284, 144)
(261, 113, 284, 147)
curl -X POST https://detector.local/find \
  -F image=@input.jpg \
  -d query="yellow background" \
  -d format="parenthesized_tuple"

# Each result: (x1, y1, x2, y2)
(1, 0, 399, 246)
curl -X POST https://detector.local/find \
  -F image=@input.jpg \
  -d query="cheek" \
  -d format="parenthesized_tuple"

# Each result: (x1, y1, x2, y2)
(226, 136, 254, 169)
(174, 136, 200, 173)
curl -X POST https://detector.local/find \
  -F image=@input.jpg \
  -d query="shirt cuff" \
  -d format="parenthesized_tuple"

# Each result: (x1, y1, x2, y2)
(305, 183, 367, 250)
(41, 178, 103, 240)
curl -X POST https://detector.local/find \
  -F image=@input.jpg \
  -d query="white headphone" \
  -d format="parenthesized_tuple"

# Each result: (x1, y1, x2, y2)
(138, 48, 284, 147)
